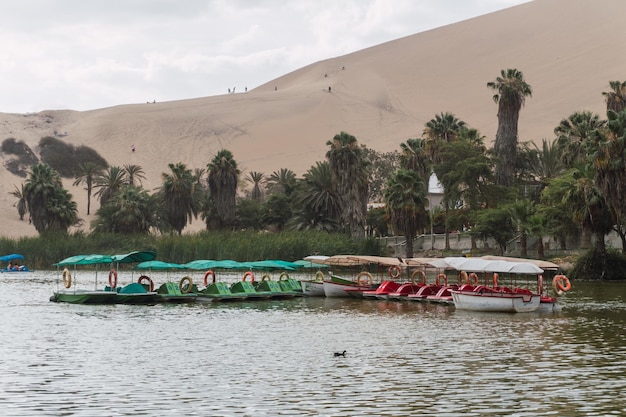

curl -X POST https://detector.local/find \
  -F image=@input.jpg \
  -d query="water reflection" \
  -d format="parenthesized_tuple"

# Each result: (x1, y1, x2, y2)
(0, 275, 625, 415)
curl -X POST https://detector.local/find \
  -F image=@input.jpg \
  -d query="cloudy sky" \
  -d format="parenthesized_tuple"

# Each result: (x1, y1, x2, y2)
(0, 0, 529, 113)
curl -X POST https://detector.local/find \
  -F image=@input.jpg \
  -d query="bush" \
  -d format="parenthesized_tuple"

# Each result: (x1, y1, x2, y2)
(569, 248, 626, 280)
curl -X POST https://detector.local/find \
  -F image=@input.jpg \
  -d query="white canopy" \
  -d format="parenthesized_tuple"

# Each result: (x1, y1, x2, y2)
(428, 257, 543, 274)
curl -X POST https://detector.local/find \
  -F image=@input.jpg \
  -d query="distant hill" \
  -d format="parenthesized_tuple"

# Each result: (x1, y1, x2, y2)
(1, 0, 625, 238)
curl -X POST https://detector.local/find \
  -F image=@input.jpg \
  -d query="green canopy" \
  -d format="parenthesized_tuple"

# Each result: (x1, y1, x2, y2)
(111, 251, 157, 264)
(136, 260, 186, 270)
(54, 254, 113, 267)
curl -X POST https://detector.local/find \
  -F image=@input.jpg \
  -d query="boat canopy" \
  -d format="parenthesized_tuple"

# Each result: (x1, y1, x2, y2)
(136, 260, 186, 270)
(183, 259, 302, 271)
(112, 251, 157, 263)
(0, 254, 25, 262)
(431, 257, 544, 274)
(54, 254, 113, 266)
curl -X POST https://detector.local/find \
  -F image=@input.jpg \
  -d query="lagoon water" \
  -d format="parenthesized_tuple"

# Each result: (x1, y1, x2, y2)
(1, 271, 625, 416)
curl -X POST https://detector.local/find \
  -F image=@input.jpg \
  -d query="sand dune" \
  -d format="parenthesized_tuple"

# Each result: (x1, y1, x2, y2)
(1, 0, 625, 239)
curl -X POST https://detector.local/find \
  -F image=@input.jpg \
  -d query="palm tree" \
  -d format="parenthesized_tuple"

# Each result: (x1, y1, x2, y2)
(159, 162, 201, 234)
(23, 163, 78, 233)
(423, 112, 466, 165)
(245, 171, 265, 202)
(93, 186, 158, 234)
(207, 149, 239, 229)
(326, 131, 369, 239)
(266, 168, 296, 195)
(289, 161, 341, 231)
(123, 164, 146, 187)
(487, 68, 533, 186)
(554, 111, 605, 168)
(594, 109, 626, 253)
(399, 138, 430, 182)
(9, 184, 27, 220)
(383, 169, 428, 258)
(94, 166, 127, 206)
(73, 161, 104, 215)
(602, 80, 626, 113)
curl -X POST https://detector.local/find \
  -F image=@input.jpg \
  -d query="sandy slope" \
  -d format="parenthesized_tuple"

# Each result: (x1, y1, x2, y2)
(1, 0, 625, 239)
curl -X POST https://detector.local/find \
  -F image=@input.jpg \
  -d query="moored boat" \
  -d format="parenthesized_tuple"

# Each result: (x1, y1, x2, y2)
(437, 257, 571, 313)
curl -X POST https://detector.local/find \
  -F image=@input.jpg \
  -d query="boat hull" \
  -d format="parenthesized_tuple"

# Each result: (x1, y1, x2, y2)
(301, 280, 325, 297)
(50, 290, 118, 304)
(323, 280, 371, 298)
(451, 290, 540, 312)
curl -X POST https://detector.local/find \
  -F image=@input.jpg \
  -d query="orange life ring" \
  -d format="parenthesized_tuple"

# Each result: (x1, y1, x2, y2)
(138, 275, 154, 292)
(388, 265, 401, 279)
(493, 273, 499, 287)
(262, 274, 271, 281)
(357, 271, 373, 286)
(243, 271, 255, 283)
(279, 272, 290, 281)
(109, 269, 118, 289)
(62, 268, 72, 288)
(411, 269, 426, 284)
(179, 276, 193, 293)
(436, 273, 447, 286)
(552, 275, 571, 296)
(459, 271, 469, 285)
(203, 270, 216, 286)
(468, 272, 479, 286)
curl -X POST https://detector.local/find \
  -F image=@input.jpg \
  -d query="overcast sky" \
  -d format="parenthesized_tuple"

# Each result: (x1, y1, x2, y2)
(0, 0, 530, 113)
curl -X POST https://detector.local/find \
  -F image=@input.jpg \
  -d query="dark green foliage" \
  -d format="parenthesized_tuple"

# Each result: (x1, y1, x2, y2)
(1, 138, 39, 177)
(569, 248, 626, 280)
(39, 136, 107, 178)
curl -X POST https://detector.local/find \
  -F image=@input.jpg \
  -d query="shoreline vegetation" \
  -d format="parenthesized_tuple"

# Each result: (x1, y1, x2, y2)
(0, 230, 386, 271)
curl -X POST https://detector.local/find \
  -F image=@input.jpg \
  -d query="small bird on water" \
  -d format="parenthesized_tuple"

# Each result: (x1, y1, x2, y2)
(334, 350, 346, 357)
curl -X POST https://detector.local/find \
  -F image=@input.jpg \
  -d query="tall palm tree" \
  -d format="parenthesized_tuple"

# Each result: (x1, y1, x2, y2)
(554, 111, 605, 168)
(9, 184, 27, 220)
(207, 149, 239, 229)
(23, 163, 78, 233)
(73, 161, 104, 215)
(594, 109, 626, 253)
(245, 171, 265, 202)
(123, 164, 146, 187)
(94, 166, 127, 206)
(602, 80, 626, 113)
(383, 169, 428, 258)
(487, 68, 533, 186)
(266, 168, 296, 195)
(160, 162, 201, 234)
(326, 131, 369, 239)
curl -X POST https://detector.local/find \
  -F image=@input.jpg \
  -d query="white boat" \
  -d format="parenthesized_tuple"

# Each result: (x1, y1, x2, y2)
(301, 280, 325, 297)
(323, 272, 375, 298)
(300, 270, 326, 296)
(450, 288, 540, 312)
(430, 257, 570, 313)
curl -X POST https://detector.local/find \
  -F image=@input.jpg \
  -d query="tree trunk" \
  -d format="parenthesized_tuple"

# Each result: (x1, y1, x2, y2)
(520, 232, 527, 257)
(494, 105, 520, 187)
(536, 237, 544, 258)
